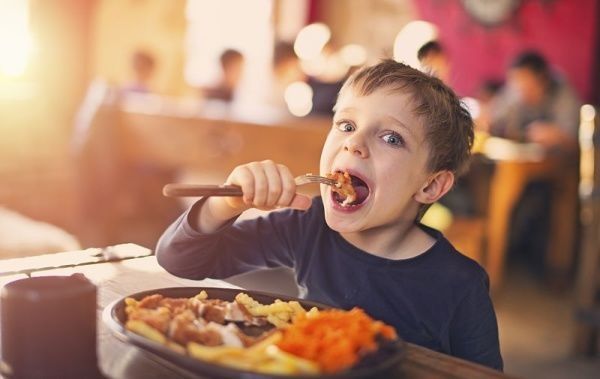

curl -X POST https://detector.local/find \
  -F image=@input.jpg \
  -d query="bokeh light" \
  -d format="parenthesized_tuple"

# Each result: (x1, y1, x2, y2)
(339, 44, 367, 67)
(294, 23, 331, 61)
(284, 81, 313, 117)
(0, 1, 33, 77)
(393, 20, 437, 69)
(581, 104, 596, 122)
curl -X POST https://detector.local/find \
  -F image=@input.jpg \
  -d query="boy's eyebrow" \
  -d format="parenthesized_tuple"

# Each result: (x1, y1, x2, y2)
(332, 106, 356, 114)
(385, 115, 417, 140)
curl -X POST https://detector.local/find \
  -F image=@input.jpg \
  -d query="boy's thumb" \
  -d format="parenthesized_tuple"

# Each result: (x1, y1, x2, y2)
(289, 194, 312, 210)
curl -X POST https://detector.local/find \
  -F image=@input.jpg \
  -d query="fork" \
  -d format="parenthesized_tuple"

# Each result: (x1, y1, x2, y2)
(162, 174, 336, 197)
(294, 174, 336, 186)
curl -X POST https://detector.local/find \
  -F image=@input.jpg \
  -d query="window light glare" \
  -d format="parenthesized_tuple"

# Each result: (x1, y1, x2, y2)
(581, 104, 596, 122)
(0, 1, 33, 77)
(294, 23, 331, 61)
(284, 81, 313, 117)
(462, 97, 481, 120)
(393, 20, 437, 69)
(339, 44, 367, 67)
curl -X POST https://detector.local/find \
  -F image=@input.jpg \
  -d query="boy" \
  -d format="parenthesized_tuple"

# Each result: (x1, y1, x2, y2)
(156, 60, 503, 370)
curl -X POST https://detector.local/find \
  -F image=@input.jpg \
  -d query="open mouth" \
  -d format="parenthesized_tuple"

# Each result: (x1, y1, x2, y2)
(331, 172, 370, 207)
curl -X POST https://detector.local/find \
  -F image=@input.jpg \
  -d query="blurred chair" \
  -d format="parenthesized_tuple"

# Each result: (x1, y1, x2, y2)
(574, 104, 600, 355)
(439, 155, 496, 266)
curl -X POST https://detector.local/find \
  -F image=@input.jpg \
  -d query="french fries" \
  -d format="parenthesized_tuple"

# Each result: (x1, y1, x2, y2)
(235, 293, 319, 327)
(265, 345, 319, 374)
(126, 320, 166, 344)
(187, 331, 319, 375)
(193, 290, 208, 301)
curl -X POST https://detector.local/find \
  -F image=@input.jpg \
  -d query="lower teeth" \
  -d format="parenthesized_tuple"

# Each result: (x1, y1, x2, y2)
(333, 192, 363, 207)
(339, 198, 358, 207)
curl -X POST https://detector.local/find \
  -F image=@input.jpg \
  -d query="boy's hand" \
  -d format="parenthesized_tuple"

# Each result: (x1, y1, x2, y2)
(224, 160, 311, 211)
(196, 161, 311, 233)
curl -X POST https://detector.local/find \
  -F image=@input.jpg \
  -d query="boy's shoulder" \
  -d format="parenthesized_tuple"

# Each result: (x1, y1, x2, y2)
(420, 224, 490, 286)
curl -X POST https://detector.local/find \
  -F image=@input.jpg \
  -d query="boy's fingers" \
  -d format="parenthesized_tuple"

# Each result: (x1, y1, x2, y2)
(247, 162, 268, 207)
(228, 166, 254, 205)
(262, 160, 282, 207)
(275, 164, 296, 207)
(289, 194, 312, 210)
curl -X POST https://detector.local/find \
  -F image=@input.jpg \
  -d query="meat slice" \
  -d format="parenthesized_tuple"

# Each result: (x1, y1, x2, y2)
(168, 310, 223, 346)
(202, 304, 226, 324)
(138, 294, 164, 309)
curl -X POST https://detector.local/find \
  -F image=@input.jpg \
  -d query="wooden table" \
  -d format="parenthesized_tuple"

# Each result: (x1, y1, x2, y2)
(482, 137, 578, 289)
(0, 247, 513, 379)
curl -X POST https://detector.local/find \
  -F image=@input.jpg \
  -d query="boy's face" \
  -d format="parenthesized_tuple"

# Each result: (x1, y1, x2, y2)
(320, 87, 433, 234)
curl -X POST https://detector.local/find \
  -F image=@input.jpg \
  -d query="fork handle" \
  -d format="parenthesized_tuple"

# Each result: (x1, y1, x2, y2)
(163, 183, 243, 197)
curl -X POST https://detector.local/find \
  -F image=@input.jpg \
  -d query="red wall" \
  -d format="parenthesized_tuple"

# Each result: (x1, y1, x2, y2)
(413, 0, 598, 101)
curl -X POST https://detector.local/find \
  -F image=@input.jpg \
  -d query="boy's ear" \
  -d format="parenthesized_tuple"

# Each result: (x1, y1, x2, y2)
(414, 171, 455, 204)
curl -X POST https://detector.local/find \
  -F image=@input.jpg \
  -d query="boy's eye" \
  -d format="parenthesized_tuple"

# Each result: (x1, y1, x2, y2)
(335, 121, 355, 133)
(382, 132, 405, 147)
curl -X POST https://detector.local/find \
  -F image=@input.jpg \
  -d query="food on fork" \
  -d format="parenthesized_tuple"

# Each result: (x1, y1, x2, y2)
(327, 171, 357, 206)
(327, 170, 371, 208)
(123, 291, 399, 375)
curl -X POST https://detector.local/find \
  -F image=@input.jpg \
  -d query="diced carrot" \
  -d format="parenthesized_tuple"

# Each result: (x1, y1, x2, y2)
(276, 307, 397, 373)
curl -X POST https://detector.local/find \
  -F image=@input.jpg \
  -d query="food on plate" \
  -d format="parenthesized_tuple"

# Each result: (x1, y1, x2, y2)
(235, 292, 316, 328)
(123, 291, 398, 375)
(277, 308, 397, 373)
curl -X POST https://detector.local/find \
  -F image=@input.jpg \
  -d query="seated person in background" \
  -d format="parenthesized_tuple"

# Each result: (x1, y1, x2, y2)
(308, 43, 351, 116)
(418, 40, 475, 217)
(473, 79, 504, 130)
(201, 49, 245, 102)
(121, 50, 156, 95)
(273, 42, 306, 92)
(267, 41, 307, 111)
(478, 80, 504, 105)
(156, 60, 503, 370)
(417, 40, 451, 84)
(489, 50, 581, 153)
(489, 51, 581, 275)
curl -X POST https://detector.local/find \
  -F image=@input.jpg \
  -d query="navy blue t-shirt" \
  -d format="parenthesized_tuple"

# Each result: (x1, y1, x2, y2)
(156, 197, 503, 371)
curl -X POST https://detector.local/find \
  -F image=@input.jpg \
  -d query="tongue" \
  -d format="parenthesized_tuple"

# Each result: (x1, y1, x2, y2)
(353, 185, 369, 204)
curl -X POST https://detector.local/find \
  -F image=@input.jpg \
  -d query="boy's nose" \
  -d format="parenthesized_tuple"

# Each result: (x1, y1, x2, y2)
(343, 138, 369, 158)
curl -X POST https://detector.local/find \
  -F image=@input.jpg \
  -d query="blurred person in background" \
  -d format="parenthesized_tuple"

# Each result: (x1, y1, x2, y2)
(417, 40, 476, 218)
(267, 41, 306, 111)
(273, 41, 306, 91)
(201, 49, 245, 102)
(473, 79, 504, 130)
(307, 43, 351, 116)
(417, 40, 451, 85)
(489, 50, 581, 275)
(121, 50, 156, 95)
(489, 50, 580, 153)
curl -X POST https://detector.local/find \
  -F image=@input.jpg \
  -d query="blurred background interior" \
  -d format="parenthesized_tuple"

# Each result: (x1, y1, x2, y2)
(1, 1, 600, 377)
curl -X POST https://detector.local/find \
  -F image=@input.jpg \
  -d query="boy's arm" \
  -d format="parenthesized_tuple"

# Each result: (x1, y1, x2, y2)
(155, 198, 302, 280)
(156, 160, 312, 279)
(448, 275, 504, 371)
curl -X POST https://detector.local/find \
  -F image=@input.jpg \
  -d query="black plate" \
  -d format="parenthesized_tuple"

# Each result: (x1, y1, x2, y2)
(103, 287, 404, 379)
